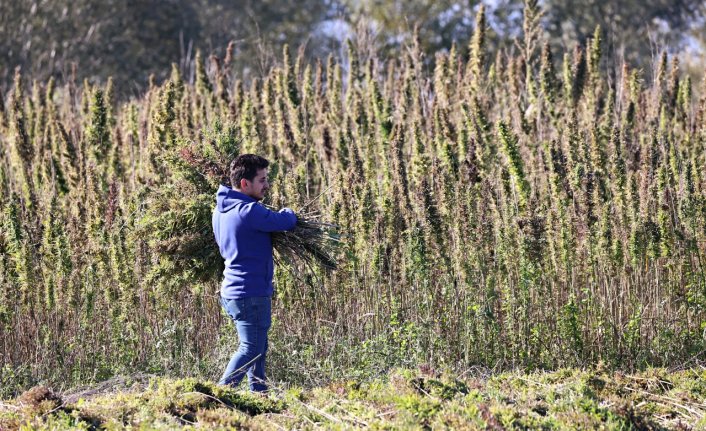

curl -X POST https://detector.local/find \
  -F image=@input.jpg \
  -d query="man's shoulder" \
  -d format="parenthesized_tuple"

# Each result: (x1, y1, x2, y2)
(236, 202, 270, 225)
(213, 201, 258, 217)
(238, 201, 262, 214)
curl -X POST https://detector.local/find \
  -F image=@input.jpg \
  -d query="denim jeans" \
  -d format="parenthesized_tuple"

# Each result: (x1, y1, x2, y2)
(218, 296, 272, 392)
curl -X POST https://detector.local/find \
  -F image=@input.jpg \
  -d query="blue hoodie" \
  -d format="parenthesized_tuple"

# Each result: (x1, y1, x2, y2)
(212, 185, 297, 299)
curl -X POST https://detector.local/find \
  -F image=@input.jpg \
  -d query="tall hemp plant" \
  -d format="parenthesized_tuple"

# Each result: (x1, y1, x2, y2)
(1, 0, 706, 394)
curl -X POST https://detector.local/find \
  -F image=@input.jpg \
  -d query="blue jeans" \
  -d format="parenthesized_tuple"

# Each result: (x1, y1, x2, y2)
(218, 296, 272, 392)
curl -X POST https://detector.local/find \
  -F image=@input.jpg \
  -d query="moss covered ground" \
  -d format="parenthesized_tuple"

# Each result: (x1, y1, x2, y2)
(1, 366, 704, 430)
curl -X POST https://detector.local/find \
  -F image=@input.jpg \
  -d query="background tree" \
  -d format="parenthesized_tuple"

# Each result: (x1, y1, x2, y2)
(2, 0, 706, 95)
(0, 0, 333, 96)
(341, 0, 480, 54)
(541, 0, 706, 66)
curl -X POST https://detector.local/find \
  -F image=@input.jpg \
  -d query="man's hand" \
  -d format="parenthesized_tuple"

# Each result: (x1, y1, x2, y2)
(280, 208, 297, 228)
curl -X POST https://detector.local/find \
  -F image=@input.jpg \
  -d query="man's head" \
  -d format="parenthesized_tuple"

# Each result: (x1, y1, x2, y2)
(229, 154, 270, 201)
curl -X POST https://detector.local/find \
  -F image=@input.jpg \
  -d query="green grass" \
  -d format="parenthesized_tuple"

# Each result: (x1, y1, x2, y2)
(2, 367, 704, 430)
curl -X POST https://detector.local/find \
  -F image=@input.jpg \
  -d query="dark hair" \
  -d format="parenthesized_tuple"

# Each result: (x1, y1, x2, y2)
(229, 154, 269, 188)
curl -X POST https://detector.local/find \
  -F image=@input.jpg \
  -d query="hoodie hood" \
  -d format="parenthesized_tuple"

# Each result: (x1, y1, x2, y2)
(216, 185, 255, 213)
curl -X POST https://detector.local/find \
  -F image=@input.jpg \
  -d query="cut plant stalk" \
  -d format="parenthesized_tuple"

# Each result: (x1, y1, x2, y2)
(269, 206, 340, 273)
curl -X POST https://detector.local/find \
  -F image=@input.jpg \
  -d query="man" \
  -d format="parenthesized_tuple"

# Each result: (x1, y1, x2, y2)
(212, 154, 297, 392)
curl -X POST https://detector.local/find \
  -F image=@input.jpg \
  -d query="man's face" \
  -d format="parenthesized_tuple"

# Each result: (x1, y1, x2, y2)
(240, 168, 269, 201)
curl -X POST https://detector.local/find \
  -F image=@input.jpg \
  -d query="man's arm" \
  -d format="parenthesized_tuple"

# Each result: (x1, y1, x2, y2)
(241, 203, 297, 232)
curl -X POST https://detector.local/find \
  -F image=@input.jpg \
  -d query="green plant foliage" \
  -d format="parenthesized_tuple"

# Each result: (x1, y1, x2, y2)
(0, 3, 705, 398)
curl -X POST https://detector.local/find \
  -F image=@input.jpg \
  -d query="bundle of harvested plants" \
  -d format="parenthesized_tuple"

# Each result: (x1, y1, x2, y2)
(270, 206, 340, 272)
